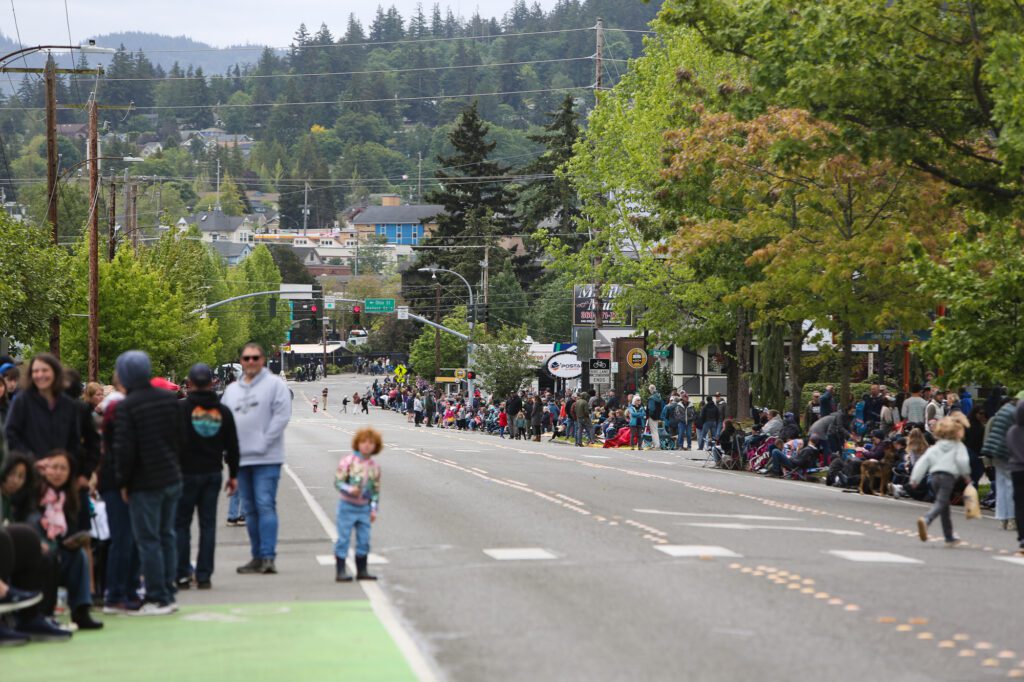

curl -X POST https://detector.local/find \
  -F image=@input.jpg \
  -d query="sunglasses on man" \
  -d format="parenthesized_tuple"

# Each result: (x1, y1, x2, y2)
(241, 355, 262, 362)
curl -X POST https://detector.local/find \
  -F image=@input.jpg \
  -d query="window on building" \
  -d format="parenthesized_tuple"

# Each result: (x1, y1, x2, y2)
(396, 226, 402, 240)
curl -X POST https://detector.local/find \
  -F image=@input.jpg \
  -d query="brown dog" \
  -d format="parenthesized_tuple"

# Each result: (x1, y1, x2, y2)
(859, 449, 896, 496)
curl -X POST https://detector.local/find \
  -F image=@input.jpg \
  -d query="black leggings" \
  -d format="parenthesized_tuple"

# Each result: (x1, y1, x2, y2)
(0, 524, 52, 617)
(1013, 470, 1024, 549)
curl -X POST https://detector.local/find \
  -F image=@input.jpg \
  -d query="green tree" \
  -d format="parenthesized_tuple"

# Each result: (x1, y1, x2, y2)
(407, 306, 470, 379)
(487, 260, 527, 329)
(235, 245, 291, 354)
(472, 324, 535, 397)
(910, 217, 1024, 388)
(0, 213, 73, 345)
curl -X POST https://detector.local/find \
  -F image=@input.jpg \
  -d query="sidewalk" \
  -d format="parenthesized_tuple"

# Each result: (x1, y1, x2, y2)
(5, 473, 416, 682)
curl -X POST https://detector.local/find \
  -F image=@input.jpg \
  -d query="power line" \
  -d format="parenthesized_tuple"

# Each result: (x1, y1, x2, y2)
(100, 56, 615, 82)
(132, 27, 597, 54)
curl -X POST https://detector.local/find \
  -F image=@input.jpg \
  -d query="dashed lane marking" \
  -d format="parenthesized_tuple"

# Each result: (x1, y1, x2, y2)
(994, 556, 1024, 567)
(316, 554, 389, 566)
(682, 523, 863, 536)
(827, 550, 923, 564)
(633, 509, 799, 521)
(483, 548, 557, 561)
(655, 545, 741, 558)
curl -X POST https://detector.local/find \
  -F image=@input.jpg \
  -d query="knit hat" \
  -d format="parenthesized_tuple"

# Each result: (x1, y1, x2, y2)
(115, 350, 152, 392)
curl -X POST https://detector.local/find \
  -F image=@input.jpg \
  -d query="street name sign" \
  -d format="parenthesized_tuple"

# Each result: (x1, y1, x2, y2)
(365, 298, 396, 313)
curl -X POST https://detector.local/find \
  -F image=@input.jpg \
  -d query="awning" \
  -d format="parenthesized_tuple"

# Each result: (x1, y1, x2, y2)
(287, 343, 346, 354)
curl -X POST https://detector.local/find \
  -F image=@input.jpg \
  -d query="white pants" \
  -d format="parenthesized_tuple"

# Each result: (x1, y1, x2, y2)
(647, 418, 661, 449)
(995, 461, 1015, 521)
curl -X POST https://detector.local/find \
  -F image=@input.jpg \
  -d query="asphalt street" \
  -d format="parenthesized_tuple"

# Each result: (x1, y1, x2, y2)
(279, 374, 1024, 681)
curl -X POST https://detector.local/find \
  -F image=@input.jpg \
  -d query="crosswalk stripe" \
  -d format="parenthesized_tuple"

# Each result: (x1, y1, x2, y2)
(655, 545, 741, 558)
(994, 556, 1024, 567)
(827, 550, 922, 564)
(483, 548, 557, 561)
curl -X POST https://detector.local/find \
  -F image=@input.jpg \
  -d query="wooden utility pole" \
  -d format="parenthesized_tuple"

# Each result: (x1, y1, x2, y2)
(595, 17, 604, 92)
(129, 183, 139, 251)
(87, 98, 100, 382)
(107, 176, 117, 260)
(45, 58, 61, 355)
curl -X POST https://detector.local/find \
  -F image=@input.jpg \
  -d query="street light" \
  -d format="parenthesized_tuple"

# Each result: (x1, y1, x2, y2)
(419, 267, 476, 399)
(0, 41, 116, 69)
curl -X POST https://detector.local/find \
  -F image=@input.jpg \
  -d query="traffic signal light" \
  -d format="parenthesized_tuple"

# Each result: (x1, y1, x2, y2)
(353, 304, 361, 324)
(478, 304, 488, 326)
(311, 304, 318, 313)
(269, 298, 277, 317)
(466, 371, 476, 380)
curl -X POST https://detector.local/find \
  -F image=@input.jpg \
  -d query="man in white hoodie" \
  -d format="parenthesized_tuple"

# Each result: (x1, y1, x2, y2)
(222, 343, 292, 575)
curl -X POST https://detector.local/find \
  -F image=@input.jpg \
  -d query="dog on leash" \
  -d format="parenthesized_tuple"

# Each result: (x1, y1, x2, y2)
(859, 448, 896, 496)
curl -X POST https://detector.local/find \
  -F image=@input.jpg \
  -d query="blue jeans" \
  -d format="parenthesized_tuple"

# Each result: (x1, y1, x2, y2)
(575, 419, 594, 445)
(101, 488, 140, 604)
(700, 421, 720, 449)
(227, 489, 243, 520)
(238, 464, 281, 560)
(176, 472, 222, 582)
(58, 546, 92, 609)
(677, 422, 692, 449)
(129, 482, 183, 605)
(334, 500, 371, 559)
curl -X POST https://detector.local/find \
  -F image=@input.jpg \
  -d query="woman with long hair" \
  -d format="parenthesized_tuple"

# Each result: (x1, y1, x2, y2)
(3, 354, 80, 463)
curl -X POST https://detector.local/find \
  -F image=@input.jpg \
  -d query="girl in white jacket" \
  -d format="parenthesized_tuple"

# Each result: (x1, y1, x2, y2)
(911, 414, 971, 546)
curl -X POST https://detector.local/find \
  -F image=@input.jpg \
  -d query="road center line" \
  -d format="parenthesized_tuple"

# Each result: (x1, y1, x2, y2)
(633, 509, 800, 521)
(681, 523, 864, 536)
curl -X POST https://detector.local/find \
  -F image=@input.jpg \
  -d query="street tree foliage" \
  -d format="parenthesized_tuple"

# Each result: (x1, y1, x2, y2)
(0, 213, 73, 345)
(408, 306, 471, 379)
(472, 324, 536, 397)
(487, 260, 528, 329)
(233, 245, 292, 356)
(61, 246, 220, 380)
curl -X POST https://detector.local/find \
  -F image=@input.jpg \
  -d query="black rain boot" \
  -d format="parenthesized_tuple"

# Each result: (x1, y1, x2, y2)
(72, 605, 104, 630)
(335, 556, 353, 582)
(355, 555, 377, 581)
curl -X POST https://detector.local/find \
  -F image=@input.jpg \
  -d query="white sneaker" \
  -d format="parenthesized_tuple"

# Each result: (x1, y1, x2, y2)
(127, 602, 175, 616)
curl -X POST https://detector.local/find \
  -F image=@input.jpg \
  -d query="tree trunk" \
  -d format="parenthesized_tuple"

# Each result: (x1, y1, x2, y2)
(735, 307, 753, 421)
(788, 320, 804, 416)
(839, 318, 853, 412)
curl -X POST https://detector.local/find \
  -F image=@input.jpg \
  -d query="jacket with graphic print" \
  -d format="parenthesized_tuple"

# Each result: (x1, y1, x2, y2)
(180, 390, 240, 478)
(335, 452, 381, 511)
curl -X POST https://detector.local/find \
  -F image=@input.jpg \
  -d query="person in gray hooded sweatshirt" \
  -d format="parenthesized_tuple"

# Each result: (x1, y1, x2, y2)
(911, 414, 972, 547)
(221, 342, 292, 575)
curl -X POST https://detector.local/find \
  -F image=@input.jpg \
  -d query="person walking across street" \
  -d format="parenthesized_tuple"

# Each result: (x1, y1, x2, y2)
(321, 387, 329, 411)
(646, 385, 664, 450)
(982, 396, 1018, 531)
(113, 350, 183, 616)
(912, 414, 971, 547)
(222, 343, 293, 576)
(333, 428, 382, 582)
(176, 364, 240, 590)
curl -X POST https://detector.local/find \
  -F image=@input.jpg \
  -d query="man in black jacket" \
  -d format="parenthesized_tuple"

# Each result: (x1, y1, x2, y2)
(176, 364, 240, 590)
(113, 350, 183, 616)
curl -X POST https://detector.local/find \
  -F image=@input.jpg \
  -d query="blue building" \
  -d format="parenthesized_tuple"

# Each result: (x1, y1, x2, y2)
(350, 203, 445, 246)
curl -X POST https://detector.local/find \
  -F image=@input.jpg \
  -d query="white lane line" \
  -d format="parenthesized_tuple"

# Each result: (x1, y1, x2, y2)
(994, 556, 1024, 567)
(483, 548, 557, 561)
(282, 464, 438, 682)
(582, 455, 610, 459)
(633, 509, 799, 521)
(656, 545, 741, 558)
(826, 550, 923, 564)
(316, 553, 389, 566)
(682, 522, 864, 536)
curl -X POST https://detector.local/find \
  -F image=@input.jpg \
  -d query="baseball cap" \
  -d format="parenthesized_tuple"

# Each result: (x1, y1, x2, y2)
(0, 362, 14, 375)
(188, 363, 214, 387)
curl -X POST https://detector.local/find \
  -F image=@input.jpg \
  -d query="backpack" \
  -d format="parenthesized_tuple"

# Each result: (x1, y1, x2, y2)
(650, 396, 664, 420)
(674, 402, 688, 424)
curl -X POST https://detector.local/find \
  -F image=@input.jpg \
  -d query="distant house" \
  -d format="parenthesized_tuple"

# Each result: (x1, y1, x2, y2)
(140, 142, 163, 158)
(180, 127, 256, 158)
(291, 246, 322, 267)
(349, 195, 444, 247)
(56, 123, 88, 140)
(209, 240, 253, 265)
(177, 209, 255, 243)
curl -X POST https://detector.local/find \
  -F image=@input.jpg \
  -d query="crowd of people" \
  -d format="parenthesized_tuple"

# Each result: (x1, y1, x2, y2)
(0, 343, 299, 647)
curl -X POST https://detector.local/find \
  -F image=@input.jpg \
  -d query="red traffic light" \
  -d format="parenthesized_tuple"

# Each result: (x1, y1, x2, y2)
(353, 305, 361, 313)
(311, 304, 318, 312)
(466, 371, 476, 380)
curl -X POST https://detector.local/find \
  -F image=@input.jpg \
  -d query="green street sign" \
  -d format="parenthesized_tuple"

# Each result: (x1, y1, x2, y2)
(650, 349, 671, 358)
(364, 298, 396, 313)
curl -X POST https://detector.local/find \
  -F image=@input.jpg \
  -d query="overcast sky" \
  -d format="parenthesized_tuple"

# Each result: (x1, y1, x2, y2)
(8, 0, 561, 48)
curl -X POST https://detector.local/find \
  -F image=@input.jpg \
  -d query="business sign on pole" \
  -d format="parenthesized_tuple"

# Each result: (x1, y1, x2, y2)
(545, 352, 583, 379)
(454, 368, 466, 380)
(625, 348, 648, 370)
(589, 358, 611, 383)
(572, 285, 632, 327)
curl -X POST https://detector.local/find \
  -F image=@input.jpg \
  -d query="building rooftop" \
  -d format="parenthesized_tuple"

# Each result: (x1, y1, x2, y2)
(350, 204, 445, 226)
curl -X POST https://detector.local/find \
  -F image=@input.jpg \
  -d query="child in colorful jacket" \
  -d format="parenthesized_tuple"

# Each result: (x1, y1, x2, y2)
(334, 427, 382, 582)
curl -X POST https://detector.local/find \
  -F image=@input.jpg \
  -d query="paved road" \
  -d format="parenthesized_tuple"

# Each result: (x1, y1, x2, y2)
(285, 374, 1024, 681)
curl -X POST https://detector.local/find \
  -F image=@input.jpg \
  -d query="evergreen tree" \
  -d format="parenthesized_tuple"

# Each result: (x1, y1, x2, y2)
(519, 94, 581, 232)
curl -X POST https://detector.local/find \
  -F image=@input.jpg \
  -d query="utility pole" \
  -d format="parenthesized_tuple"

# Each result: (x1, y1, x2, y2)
(215, 158, 221, 211)
(322, 315, 329, 379)
(107, 175, 117, 261)
(302, 181, 310, 236)
(417, 152, 423, 203)
(129, 183, 139, 252)
(87, 97, 100, 382)
(481, 243, 490, 335)
(45, 57, 61, 355)
(434, 280, 441, 376)
(595, 17, 604, 93)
